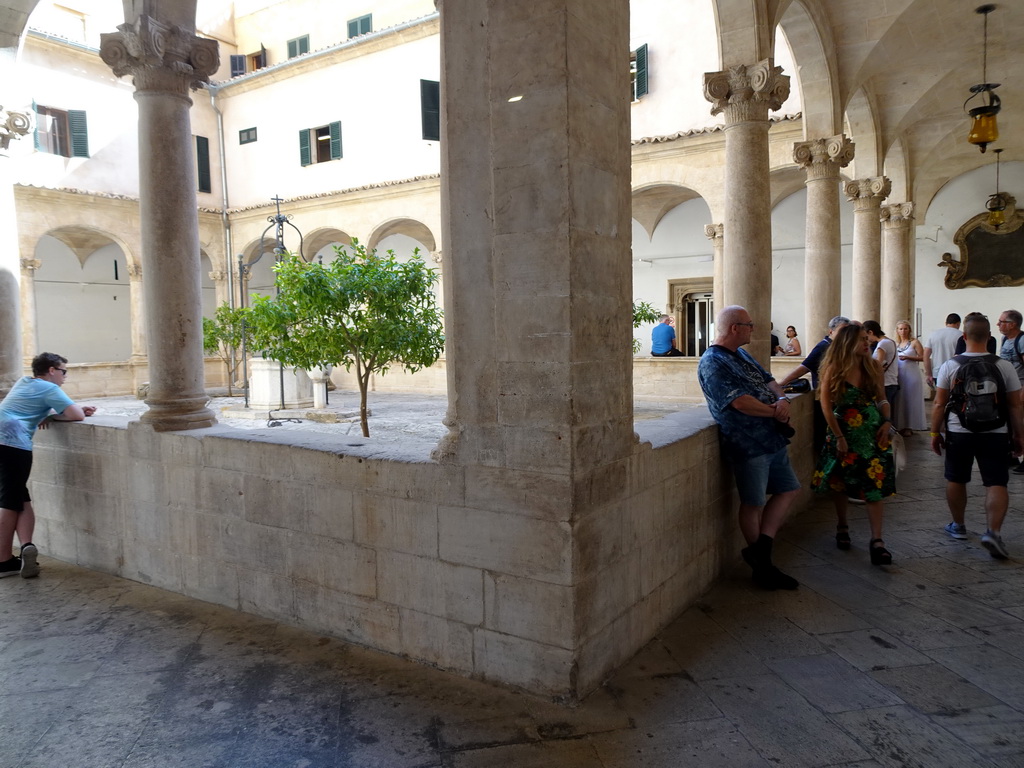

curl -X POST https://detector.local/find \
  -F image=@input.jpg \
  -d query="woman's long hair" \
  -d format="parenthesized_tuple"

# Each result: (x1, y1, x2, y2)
(820, 324, 882, 402)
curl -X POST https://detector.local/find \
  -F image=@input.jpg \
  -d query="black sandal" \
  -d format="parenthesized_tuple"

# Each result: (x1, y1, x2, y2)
(869, 538, 892, 566)
(835, 526, 851, 551)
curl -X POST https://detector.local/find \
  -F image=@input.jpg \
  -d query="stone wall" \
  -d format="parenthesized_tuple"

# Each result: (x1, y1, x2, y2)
(29, 395, 813, 698)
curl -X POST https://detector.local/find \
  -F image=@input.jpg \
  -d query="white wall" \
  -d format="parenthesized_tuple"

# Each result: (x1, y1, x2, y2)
(915, 161, 1024, 336)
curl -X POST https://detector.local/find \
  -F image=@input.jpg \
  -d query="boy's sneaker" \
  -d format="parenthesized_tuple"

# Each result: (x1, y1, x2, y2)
(981, 531, 1009, 560)
(0, 556, 21, 578)
(19, 543, 40, 578)
(944, 522, 968, 540)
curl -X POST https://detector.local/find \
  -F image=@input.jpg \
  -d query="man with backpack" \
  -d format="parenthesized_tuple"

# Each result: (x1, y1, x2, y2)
(931, 315, 1023, 559)
(997, 309, 1024, 475)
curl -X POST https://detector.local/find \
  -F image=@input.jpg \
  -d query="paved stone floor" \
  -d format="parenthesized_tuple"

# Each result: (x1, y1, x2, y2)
(2, 430, 1024, 767)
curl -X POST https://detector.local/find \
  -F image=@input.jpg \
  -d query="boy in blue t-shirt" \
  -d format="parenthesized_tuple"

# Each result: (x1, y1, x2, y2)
(0, 352, 95, 577)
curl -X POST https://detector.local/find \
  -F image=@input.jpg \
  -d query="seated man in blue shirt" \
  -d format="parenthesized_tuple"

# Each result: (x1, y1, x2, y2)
(651, 314, 684, 356)
(698, 306, 800, 590)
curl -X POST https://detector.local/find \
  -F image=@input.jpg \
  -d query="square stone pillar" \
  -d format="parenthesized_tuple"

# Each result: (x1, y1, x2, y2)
(436, 0, 633, 695)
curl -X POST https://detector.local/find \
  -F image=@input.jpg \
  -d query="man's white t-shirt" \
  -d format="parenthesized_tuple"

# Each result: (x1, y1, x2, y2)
(925, 326, 962, 373)
(875, 337, 899, 388)
(936, 352, 1021, 434)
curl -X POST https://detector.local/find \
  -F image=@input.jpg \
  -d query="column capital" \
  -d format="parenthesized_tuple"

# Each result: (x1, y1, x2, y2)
(793, 135, 855, 181)
(429, 250, 442, 265)
(19, 258, 41, 274)
(100, 17, 219, 94)
(845, 176, 891, 206)
(704, 223, 723, 241)
(1, 107, 32, 151)
(880, 202, 915, 227)
(703, 60, 790, 122)
(209, 269, 227, 281)
(127, 263, 143, 279)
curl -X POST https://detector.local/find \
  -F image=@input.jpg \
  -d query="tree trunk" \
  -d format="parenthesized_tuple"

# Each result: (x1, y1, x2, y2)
(358, 367, 370, 437)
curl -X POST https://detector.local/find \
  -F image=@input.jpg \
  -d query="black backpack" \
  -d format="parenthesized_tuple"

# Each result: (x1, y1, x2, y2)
(946, 354, 1008, 432)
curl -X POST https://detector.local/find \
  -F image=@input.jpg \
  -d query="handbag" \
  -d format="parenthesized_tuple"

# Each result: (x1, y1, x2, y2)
(890, 431, 906, 474)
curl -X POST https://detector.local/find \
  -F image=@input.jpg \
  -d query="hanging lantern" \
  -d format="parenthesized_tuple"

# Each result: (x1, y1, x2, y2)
(985, 148, 1007, 228)
(965, 5, 1001, 153)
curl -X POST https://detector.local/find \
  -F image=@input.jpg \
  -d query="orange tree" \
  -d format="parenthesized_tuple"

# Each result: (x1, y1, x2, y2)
(245, 241, 444, 436)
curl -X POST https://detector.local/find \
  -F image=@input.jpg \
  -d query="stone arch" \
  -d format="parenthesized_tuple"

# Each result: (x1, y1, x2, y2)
(768, 166, 806, 208)
(777, 0, 840, 137)
(366, 218, 437, 253)
(33, 231, 132, 362)
(631, 183, 704, 240)
(710, 0, 776, 67)
(844, 87, 881, 178)
(238, 236, 279, 302)
(303, 227, 353, 263)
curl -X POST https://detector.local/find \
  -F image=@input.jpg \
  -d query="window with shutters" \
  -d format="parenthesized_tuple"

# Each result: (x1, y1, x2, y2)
(347, 14, 372, 38)
(239, 127, 257, 145)
(34, 105, 89, 158)
(630, 44, 649, 101)
(299, 121, 342, 166)
(230, 54, 246, 77)
(287, 35, 310, 59)
(196, 136, 212, 193)
(249, 45, 267, 72)
(420, 80, 440, 141)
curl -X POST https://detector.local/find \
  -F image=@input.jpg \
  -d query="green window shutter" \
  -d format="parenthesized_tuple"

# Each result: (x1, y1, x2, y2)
(348, 19, 359, 38)
(32, 100, 43, 151)
(288, 39, 298, 58)
(421, 80, 440, 141)
(360, 15, 372, 35)
(230, 54, 246, 76)
(68, 109, 89, 157)
(329, 121, 342, 160)
(299, 36, 309, 55)
(634, 43, 649, 99)
(299, 129, 311, 166)
(196, 135, 212, 193)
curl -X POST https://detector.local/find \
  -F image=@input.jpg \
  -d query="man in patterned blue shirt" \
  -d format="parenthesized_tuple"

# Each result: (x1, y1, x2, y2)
(698, 305, 801, 590)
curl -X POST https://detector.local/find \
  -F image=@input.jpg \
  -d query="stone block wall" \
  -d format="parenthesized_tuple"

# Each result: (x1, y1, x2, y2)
(29, 395, 813, 699)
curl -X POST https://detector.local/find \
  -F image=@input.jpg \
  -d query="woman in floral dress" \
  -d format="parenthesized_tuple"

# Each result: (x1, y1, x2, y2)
(812, 324, 897, 565)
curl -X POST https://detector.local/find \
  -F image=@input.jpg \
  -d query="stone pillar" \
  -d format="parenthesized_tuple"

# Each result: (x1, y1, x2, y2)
(880, 202, 914, 333)
(704, 61, 790, 364)
(0, 104, 32, 394)
(209, 268, 230, 310)
(19, 258, 40, 363)
(101, 18, 218, 430)
(127, 263, 147, 359)
(793, 135, 854, 339)
(704, 223, 724, 314)
(845, 177, 890, 324)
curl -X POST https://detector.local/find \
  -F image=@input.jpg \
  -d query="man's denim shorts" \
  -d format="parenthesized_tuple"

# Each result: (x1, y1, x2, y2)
(732, 446, 800, 507)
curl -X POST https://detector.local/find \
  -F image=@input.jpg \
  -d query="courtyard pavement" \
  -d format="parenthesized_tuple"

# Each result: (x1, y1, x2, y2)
(2, 400, 1024, 767)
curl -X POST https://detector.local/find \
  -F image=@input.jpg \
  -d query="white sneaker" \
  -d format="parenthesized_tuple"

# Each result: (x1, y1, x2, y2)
(981, 530, 1009, 560)
(19, 543, 40, 578)
(944, 522, 967, 540)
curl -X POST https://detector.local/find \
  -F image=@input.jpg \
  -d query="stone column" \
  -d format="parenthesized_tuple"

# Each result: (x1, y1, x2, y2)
(704, 223, 724, 313)
(845, 177, 890, 324)
(0, 105, 32, 394)
(19, 258, 40, 363)
(704, 62, 790, 364)
(880, 202, 914, 333)
(793, 135, 854, 339)
(101, 18, 218, 430)
(127, 263, 147, 359)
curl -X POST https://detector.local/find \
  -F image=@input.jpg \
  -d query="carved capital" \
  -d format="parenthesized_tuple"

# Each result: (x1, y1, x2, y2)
(127, 263, 143, 279)
(703, 60, 790, 122)
(100, 16, 219, 93)
(793, 135, 855, 181)
(844, 176, 891, 207)
(1, 106, 32, 150)
(209, 270, 227, 281)
(880, 202, 915, 228)
(19, 258, 41, 274)
(704, 223, 723, 242)
(429, 250, 442, 265)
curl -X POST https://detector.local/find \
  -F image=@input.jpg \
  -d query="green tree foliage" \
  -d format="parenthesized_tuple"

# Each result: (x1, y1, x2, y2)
(245, 241, 445, 436)
(632, 300, 661, 354)
(203, 303, 248, 396)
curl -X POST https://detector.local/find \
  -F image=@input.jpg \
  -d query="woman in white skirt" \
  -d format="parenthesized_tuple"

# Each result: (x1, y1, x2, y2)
(893, 321, 927, 436)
